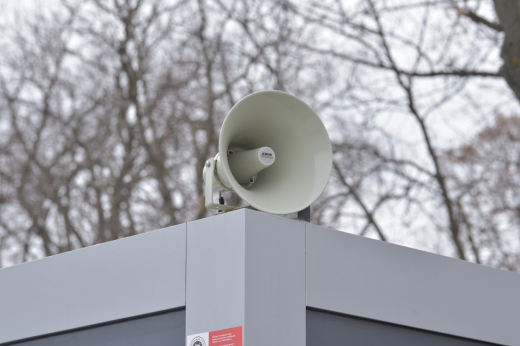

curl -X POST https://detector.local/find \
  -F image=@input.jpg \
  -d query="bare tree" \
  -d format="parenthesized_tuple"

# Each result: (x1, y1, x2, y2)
(1, 0, 519, 271)
(289, 0, 520, 268)
(0, 0, 331, 266)
(444, 114, 520, 271)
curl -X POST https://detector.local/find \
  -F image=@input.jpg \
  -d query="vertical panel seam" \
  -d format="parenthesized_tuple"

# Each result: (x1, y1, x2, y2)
(184, 221, 188, 345)
(305, 223, 308, 308)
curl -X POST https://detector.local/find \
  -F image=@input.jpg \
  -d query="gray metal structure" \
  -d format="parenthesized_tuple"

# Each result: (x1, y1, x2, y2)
(0, 209, 518, 345)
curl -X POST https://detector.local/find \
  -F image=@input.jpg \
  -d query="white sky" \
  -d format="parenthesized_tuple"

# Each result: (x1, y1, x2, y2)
(0, 0, 60, 22)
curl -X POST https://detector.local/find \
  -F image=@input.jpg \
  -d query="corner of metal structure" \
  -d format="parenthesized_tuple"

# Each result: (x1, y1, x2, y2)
(185, 209, 306, 346)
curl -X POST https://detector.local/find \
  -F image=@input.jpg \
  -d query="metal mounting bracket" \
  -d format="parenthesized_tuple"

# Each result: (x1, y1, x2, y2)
(204, 158, 237, 212)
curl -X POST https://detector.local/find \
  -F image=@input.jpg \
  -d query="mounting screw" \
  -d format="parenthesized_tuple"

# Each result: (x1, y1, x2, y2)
(228, 150, 234, 155)
(206, 161, 211, 167)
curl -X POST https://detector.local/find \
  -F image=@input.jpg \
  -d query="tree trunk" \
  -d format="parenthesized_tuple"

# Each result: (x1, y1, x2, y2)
(494, 0, 520, 101)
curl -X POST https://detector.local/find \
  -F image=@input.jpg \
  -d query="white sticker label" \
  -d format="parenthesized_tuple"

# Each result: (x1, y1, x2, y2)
(187, 332, 209, 346)
(258, 148, 275, 165)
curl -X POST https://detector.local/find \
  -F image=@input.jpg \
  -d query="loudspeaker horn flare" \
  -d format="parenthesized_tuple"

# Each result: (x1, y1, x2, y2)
(203, 90, 332, 215)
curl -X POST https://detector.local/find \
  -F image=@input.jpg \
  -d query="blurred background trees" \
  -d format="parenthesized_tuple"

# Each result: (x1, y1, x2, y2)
(1, 0, 519, 271)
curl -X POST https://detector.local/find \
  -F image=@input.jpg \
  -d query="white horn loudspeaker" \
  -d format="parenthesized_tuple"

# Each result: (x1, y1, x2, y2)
(203, 90, 332, 216)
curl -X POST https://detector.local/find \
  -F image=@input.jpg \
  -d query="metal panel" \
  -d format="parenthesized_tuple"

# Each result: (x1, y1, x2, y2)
(306, 224, 520, 346)
(10, 310, 185, 346)
(244, 210, 306, 345)
(186, 211, 246, 335)
(186, 209, 306, 345)
(307, 309, 495, 346)
(0, 225, 186, 344)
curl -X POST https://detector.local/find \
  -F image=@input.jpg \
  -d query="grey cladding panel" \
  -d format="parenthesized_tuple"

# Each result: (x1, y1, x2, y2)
(11, 310, 185, 346)
(306, 224, 520, 346)
(0, 225, 186, 344)
(244, 210, 306, 346)
(307, 309, 496, 346)
(186, 209, 306, 346)
(186, 210, 246, 335)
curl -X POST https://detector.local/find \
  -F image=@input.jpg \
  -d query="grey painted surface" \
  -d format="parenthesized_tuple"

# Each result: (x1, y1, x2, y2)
(10, 310, 185, 346)
(186, 211, 246, 335)
(307, 309, 495, 346)
(306, 224, 520, 346)
(0, 225, 186, 345)
(2, 211, 517, 346)
(186, 209, 306, 345)
(244, 210, 306, 345)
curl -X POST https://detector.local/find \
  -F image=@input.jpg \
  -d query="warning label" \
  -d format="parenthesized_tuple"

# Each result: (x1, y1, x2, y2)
(209, 326, 242, 345)
(187, 326, 242, 346)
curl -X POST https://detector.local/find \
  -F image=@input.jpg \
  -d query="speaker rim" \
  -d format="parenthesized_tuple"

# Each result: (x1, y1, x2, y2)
(218, 90, 332, 214)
